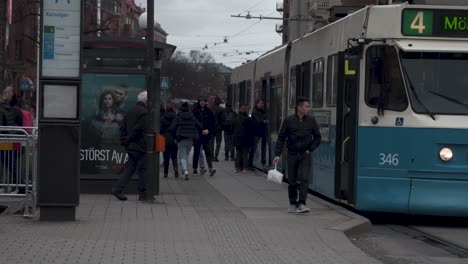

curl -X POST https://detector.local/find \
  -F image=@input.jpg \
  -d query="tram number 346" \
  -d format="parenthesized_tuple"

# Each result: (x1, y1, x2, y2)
(379, 153, 400, 166)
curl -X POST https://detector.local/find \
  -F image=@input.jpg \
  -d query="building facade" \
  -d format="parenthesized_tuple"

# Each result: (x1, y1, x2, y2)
(284, 0, 374, 42)
(0, 0, 168, 100)
(84, 0, 168, 42)
(0, 0, 39, 94)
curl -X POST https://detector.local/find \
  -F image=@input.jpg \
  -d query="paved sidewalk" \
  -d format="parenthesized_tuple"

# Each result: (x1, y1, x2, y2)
(0, 160, 379, 264)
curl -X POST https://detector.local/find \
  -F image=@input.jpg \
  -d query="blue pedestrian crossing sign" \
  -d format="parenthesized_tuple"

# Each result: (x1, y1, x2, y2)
(160, 77, 169, 90)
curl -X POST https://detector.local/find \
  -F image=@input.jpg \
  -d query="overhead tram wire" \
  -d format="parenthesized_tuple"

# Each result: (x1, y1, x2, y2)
(201, 10, 277, 51)
(240, 0, 268, 14)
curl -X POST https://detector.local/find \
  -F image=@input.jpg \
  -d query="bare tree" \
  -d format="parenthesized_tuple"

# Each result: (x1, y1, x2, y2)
(162, 50, 227, 100)
(188, 50, 215, 64)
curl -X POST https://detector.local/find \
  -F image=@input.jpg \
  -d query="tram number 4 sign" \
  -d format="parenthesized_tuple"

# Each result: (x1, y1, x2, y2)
(402, 8, 468, 38)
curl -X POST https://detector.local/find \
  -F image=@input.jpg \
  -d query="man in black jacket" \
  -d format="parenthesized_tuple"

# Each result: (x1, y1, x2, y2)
(221, 103, 236, 161)
(192, 96, 217, 176)
(273, 97, 321, 214)
(232, 104, 254, 172)
(112, 91, 148, 201)
(210, 96, 224, 162)
(248, 99, 267, 169)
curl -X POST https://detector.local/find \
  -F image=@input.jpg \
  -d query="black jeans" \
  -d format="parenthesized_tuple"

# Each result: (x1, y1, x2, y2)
(287, 153, 311, 205)
(163, 144, 178, 176)
(224, 132, 235, 159)
(113, 150, 146, 194)
(212, 129, 223, 159)
(235, 145, 249, 170)
(193, 139, 213, 170)
(248, 136, 266, 166)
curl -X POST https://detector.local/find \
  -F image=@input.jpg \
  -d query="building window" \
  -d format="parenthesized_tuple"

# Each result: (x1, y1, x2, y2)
(317, 1, 329, 10)
(114, 1, 121, 14)
(312, 59, 324, 108)
(126, 17, 132, 25)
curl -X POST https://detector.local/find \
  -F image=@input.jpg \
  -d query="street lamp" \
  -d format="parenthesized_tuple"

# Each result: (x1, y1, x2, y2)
(139, 6, 161, 200)
(138, 12, 158, 30)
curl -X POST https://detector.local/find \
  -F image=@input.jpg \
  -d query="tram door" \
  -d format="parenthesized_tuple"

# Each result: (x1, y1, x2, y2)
(335, 52, 359, 204)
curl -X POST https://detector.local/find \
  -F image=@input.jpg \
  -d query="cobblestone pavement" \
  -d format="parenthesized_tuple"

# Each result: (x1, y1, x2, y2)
(0, 160, 379, 264)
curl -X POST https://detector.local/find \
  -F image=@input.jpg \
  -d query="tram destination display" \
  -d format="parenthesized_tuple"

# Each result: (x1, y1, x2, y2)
(402, 9, 468, 38)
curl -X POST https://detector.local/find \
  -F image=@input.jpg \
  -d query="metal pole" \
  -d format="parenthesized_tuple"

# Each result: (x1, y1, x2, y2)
(145, 0, 159, 200)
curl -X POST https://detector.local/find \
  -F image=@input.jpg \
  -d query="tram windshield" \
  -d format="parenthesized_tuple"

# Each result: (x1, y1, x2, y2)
(400, 52, 468, 115)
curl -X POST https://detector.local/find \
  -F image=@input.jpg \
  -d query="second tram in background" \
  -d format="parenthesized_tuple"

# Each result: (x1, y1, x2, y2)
(228, 3, 468, 216)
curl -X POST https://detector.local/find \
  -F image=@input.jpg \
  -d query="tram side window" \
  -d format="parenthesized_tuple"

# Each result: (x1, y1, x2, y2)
(239, 81, 247, 105)
(289, 67, 297, 108)
(255, 80, 261, 101)
(326, 54, 338, 107)
(246, 80, 252, 105)
(301, 61, 311, 99)
(272, 75, 283, 133)
(233, 83, 239, 110)
(312, 59, 324, 108)
(365, 46, 408, 111)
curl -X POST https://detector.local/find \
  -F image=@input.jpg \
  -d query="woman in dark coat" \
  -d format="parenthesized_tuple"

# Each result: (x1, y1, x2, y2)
(232, 104, 254, 172)
(160, 102, 178, 178)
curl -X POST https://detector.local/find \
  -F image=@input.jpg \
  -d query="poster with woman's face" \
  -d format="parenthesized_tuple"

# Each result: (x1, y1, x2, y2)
(81, 73, 145, 179)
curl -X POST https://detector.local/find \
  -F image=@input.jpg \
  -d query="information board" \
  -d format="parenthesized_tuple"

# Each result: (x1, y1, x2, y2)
(42, 0, 81, 78)
(402, 8, 468, 38)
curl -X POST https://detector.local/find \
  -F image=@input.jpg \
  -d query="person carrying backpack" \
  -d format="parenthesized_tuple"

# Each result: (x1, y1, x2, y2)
(221, 103, 236, 161)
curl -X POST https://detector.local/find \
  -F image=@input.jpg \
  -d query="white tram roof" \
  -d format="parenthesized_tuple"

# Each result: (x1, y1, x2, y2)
(366, 4, 468, 39)
(396, 40, 468, 52)
(231, 59, 255, 83)
(255, 44, 288, 79)
(289, 3, 468, 65)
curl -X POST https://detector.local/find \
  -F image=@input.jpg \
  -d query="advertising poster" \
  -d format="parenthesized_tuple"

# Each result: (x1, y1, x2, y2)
(311, 110, 331, 143)
(81, 73, 145, 179)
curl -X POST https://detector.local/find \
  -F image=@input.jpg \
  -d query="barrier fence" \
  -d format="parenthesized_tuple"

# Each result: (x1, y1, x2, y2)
(0, 126, 37, 218)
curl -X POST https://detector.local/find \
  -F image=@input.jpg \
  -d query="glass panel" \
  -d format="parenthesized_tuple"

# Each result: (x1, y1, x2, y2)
(289, 67, 296, 108)
(365, 46, 408, 112)
(326, 54, 338, 106)
(312, 59, 324, 108)
(401, 52, 468, 115)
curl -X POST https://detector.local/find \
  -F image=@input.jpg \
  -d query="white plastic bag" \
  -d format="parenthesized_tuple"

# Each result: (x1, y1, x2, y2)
(267, 165, 283, 184)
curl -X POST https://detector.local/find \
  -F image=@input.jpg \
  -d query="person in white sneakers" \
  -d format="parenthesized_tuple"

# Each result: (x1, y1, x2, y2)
(273, 97, 321, 213)
(169, 102, 201, 180)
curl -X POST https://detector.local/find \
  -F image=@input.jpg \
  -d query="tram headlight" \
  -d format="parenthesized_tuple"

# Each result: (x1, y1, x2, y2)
(439, 148, 453, 162)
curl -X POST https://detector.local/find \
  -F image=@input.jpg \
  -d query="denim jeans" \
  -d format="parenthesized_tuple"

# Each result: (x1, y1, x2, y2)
(198, 148, 205, 168)
(177, 139, 193, 172)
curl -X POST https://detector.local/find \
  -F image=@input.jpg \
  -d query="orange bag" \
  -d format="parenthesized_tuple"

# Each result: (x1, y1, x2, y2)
(155, 133, 166, 152)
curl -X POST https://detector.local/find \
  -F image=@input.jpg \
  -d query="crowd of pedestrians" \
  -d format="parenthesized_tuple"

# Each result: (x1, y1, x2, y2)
(158, 96, 272, 178)
(0, 84, 34, 194)
(110, 92, 321, 214)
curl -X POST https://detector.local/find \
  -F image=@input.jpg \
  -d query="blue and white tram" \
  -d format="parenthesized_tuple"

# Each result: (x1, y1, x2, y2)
(230, 3, 468, 216)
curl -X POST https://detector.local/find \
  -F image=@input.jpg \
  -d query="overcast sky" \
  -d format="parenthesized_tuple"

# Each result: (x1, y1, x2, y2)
(135, 0, 283, 68)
